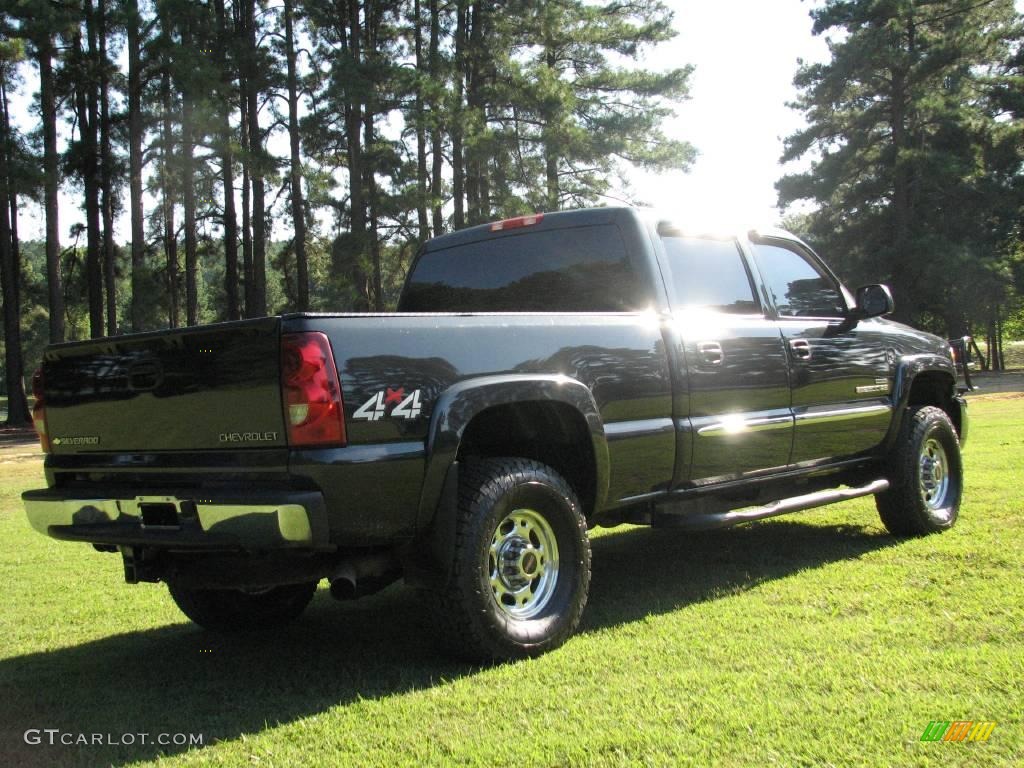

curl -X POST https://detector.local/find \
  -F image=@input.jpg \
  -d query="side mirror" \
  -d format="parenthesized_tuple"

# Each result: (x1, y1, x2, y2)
(854, 284, 894, 319)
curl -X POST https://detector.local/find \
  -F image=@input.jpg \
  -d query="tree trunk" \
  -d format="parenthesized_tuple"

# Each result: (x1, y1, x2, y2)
(414, 0, 429, 242)
(986, 322, 997, 371)
(239, 85, 252, 316)
(889, 14, 916, 324)
(82, 3, 104, 338)
(996, 306, 1005, 371)
(38, 33, 64, 342)
(346, 0, 369, 310)
(544, 45, 559, 210)
(364, 111, 383, 311)
(362, 4, 383, 310)
(99, 0, 117, 336)
(181, 16, 198, 326)
(284, 0, 309, 310)
(221, 143, 240, 321)
(215, 0, 239, 320)
(451, 0, 466, 230)
(890, 74, 911, 322)
(161, 63, 179, 328)
(244, 0, 266, 317)
(127, 0, 145, 331)
(0, 79, 30, 425)
(464, 2, 485, 225)
(429, 0, 444, 236)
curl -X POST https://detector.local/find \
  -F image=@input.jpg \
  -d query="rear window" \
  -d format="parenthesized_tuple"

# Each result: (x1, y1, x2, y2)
(660, 236, 759, 314)
(398, 224, 645, 312)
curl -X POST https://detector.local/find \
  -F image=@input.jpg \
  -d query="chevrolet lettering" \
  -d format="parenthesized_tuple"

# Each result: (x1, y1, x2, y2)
(218, 431, 279, 443)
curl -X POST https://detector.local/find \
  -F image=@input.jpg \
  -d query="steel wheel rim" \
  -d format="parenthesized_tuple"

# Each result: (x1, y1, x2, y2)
(487, 508, 560, 620)
(919, 437, 951, 514)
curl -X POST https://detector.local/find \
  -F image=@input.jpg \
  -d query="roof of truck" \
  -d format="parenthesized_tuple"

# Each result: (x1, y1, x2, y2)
(421, 206, 805, 254)
(421, 207, 634, 252)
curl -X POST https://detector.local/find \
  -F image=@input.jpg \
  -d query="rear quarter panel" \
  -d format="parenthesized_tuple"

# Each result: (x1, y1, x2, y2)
(282, 313, 674, 542)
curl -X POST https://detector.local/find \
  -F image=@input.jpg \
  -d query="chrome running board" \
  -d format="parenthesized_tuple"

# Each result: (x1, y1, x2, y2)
(654, 478, 890, 531)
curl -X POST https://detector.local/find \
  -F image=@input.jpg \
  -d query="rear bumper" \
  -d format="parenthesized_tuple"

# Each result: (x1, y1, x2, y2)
(21, 489, 330, 551)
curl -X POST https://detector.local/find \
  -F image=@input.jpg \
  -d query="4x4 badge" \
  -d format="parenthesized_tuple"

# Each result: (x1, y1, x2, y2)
(353, 388, 423, 421)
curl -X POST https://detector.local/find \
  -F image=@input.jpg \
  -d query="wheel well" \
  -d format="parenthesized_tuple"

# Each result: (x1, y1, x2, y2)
(907, 371, 961, 436)
(457, 401, 597, 517)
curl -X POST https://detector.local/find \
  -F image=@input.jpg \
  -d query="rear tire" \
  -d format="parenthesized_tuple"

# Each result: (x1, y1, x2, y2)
(167, 581, 318, 631)
(876, 405, 962, 536)
(431, 458, 591, 662)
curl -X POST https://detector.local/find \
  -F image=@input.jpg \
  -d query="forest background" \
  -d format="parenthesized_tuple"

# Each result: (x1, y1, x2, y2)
(2, 0, 1022, 424)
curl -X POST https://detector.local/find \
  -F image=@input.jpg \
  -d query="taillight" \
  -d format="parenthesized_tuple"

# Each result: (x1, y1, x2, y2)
(489, 213, 543, 231)
(31, 367, 50, 453)
(280, 332, 346, 447)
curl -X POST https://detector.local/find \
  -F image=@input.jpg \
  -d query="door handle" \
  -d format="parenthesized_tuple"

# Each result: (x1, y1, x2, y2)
(697, 341, 724, 366)
(790, 339, 812, 360)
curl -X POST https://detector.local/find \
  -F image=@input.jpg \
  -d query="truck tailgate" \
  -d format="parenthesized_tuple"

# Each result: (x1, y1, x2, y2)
(42, 317, 286, 453)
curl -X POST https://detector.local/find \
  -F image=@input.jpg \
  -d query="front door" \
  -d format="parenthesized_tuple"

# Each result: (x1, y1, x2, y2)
(748, 239, 892, 465)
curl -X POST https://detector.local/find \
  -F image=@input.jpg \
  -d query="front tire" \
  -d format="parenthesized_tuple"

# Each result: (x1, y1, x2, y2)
(167, 581, 318, 631)
(876, 405, 963, 536)
(432, 458, 591, 661)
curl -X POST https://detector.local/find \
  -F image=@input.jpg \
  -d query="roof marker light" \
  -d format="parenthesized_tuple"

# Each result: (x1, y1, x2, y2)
(489, 213, 544, 232)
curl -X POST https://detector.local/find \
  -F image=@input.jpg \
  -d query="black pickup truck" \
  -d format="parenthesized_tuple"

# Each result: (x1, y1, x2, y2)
(23, 207, 968, 660)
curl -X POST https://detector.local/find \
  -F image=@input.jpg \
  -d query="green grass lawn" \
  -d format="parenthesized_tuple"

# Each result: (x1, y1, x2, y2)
(1, 399, 1021, 767)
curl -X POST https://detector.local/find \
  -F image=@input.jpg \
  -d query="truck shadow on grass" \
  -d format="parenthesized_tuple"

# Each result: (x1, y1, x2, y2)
(0, 519, 895, 767)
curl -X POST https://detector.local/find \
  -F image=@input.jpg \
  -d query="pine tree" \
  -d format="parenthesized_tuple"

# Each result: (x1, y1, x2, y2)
(126, 0, 148, 332)
(213, 0, 240, 320)
(98, 0, 117, 335)
(779, 0, 1023, 332)
(445, 0, 694, 219)
(241, 0, 267, 317)
(79, 0, 105, 337)
(21, 4, 68, 342)
(154, 0, 180, 327)
(283, 0, 309, 310)
(0, 34, 31, 425)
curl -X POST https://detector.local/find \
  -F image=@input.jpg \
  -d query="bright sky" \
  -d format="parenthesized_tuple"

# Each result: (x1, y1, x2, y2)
(9, 0, 830, 242)
(627, 0, 830, 229)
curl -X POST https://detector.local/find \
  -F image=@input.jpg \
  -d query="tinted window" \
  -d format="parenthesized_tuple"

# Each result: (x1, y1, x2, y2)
(752, 243, 845, 318)
(399, 225, 644, 312)
(661, 236, 758, 313)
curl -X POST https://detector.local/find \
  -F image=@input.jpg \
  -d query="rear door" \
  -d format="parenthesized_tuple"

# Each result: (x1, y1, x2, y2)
(659, 232, 793, 484)
(747, 237, 891, 464)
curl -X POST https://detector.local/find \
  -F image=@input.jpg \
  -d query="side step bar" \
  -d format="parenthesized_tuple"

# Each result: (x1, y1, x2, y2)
(653, 478, 890, 531)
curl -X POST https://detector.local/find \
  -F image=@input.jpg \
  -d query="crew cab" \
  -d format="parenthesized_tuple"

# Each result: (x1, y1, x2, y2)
(23, 207, 968, 660)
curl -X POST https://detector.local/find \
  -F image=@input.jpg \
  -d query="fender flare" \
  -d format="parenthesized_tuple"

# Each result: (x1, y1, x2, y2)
(403, 375, 609, 587)
(883, 353, 957, 450)
(416, 374, 610, 527)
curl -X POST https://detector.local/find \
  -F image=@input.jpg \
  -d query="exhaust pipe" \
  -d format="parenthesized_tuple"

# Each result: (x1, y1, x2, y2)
(329, 563, 358, 600)
(329, 552, 400, 600)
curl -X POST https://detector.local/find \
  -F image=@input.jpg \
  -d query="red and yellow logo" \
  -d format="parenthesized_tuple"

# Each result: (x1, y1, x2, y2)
(920, 721, 996, 742)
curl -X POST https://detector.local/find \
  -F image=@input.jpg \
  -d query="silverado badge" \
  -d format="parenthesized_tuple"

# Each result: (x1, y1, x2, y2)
(855, 378, 891, 395)
(51, 436, 100, 446)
